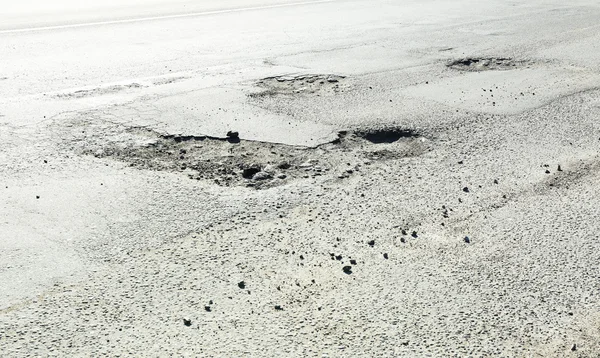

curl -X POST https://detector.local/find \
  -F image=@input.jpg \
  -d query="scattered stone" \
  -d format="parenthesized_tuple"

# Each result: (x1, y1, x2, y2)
(342, 266, 353, 274)
(558, 165, 562, 172)
(183, 317, 192, 326)
(411, 231, 418, 238)
(571, 344, 577, 351)
(464, 236, 471, 244)
(275, 305, 283, 311)
(400, 237, 406, 243)
(463, 187, 470, 193)
(238, 281, 246, 289)
(36, 196, 40, 199)
(335, 255, 343, 261)
(277, 173, 287, 179)
(226, 131, 239, 139)
(383, 253, 389, 259)
(205, 306, 211, 312)
(368, 240, 375, 247)
(545, 170, 551, 174)
(252, 171, 273, 181)
(350, 259, 357, 265)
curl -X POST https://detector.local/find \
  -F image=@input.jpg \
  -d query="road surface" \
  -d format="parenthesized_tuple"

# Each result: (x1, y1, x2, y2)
(1, 0, 600, 356)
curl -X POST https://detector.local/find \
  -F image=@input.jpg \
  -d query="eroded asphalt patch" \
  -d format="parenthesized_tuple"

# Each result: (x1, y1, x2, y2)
(249, 74, 349, 98)
(57, 117, 428, 189)
(446, 57, 536, 71)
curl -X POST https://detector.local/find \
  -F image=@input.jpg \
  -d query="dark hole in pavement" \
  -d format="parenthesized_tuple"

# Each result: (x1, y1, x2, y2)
(355, 128, 419, 144)
(242, 166, 261, 179)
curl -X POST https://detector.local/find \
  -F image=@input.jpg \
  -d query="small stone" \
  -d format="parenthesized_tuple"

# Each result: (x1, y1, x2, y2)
(349, 259, 357, 265)
(464, 236, 471, 244)
(571, 344, 576, 351)
(226, 131, 239, 139)
(275, 305, 283, 311)
(545, 170, 551, 174)
(400, 237, 406, 243)
(383, 253, 389, 259)
(558, 165, 562, 172)
(36, 195, 40, 199)
(277, 173, 287, 179)
(262, 164, 277, 173)
(252, 171, 272, 181)
(494, 179, 499, 184)
(205, 306, 211, 312)
(411, 231, 418, 238)
(183, 318, 192, 326)
(342, 266, 352, 274)
(463, 187, 470, 193)
(238, 281, 245, 289)
(367, 240, 375, 247)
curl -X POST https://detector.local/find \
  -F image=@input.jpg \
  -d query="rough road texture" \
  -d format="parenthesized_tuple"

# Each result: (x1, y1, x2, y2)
(2, 0, 600, 357)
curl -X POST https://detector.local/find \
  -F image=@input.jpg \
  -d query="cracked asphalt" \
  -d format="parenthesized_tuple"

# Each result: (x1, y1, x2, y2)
(1, 0, 600, 356)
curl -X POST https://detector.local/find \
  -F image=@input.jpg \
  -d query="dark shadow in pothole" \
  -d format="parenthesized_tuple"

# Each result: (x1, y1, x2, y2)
(447, 57, 533, 71)
(354, 128, 420, 144)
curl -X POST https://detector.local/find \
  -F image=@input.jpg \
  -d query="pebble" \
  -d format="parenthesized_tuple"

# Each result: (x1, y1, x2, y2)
(342, 266, 353, 274)
(183, 318, 192, 326)
(252, 171, 272, 181)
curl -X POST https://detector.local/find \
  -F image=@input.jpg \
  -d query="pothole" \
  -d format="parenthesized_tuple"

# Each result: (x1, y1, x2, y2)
(60, 118, 427, 189)
(447, 57, 533, 71)
(249, 74, 348, 98)
(354, 128, 420, 144)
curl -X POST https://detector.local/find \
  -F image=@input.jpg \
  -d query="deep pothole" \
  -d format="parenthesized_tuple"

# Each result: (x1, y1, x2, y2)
(63, 119, 427, 189)
(447, 57, 534, 71)
(249, 74, 348, 98)
(353, 128, 420, 144)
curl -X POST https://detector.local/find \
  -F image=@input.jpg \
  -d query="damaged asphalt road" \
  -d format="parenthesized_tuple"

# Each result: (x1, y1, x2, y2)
(1, 0, 600, 357)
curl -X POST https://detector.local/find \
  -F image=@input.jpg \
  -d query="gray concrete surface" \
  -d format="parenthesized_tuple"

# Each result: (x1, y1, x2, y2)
(1, 0, 600, 356)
